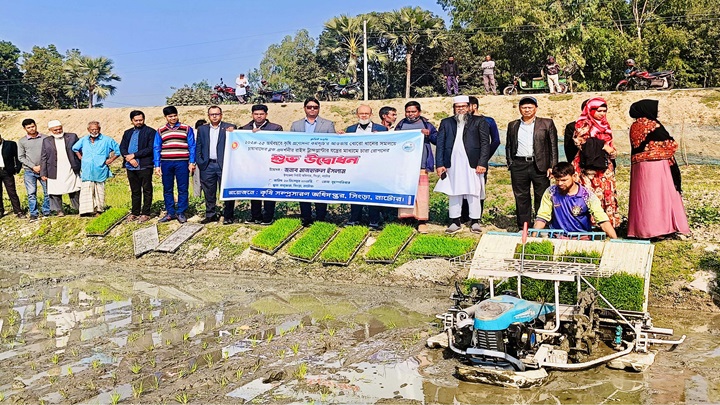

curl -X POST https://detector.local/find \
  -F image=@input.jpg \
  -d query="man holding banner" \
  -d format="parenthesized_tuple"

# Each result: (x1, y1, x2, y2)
(240, 104, 283, 225)
(289, 98, 337, 226)
(434, 95, 491, 235)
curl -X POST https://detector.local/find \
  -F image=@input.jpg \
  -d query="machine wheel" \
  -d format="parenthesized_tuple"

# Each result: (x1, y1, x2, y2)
(615, 83, 629, 92)
(503, 85, 517, 96)
(559, 83, 568, 94)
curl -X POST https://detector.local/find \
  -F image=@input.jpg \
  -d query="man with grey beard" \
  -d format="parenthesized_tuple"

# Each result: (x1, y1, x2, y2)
(434, 96, 491, 234)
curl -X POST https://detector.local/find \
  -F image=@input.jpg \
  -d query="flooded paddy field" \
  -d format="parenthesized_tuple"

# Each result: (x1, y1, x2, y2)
(0, 252, 718, 404)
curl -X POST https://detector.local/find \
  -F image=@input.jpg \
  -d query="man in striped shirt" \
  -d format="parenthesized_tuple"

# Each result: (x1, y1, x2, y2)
(153, 106, 196, 223)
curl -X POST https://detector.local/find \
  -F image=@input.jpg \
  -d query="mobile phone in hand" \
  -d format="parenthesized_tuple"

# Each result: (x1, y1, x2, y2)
(440, 172, 447, 180)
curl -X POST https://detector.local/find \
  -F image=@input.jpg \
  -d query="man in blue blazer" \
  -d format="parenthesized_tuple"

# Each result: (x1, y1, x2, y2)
(344, 104, 387, 229)
(195, 105, 236, 224)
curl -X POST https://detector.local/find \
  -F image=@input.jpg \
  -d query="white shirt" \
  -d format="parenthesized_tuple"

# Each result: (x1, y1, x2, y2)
(0, 141, 4, 168)
(354, 122, 374, 134)
(209, 125, 220, 160)
(517, 118, 536, 157)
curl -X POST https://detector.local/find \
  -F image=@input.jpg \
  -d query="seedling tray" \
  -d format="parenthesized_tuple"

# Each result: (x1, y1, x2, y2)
(365, 233, 415, 264)
(250, 226, 302, 255)
(320, 233, 369, 266)
(289, 230, 339, 263)
(407, 235, 477, 259)
(85, 209, 129, 237)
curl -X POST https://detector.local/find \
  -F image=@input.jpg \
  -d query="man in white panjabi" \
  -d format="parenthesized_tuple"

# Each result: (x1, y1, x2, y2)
(40, 120, 81, 216)
(235, 73, 249, 102)
(434, 95, 491, 234)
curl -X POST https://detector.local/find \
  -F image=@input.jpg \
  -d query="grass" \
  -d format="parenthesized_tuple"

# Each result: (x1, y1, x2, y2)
(365, 224, 414, 261)
(287, 222, 337, 260)
(85, 207, 129, 235)
(319, 225, 369, 263)
(407, 234, 475, 257)
(250, 218, 302, 251)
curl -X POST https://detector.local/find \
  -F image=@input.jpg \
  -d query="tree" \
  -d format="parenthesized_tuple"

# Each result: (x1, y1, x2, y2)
(166, 80, 213, 106)
(21, 45, 71, 109)
(0, 40, 30, 110)
(256, 30, 322, 99)
(319, 14, 386, 83)
(382, 7, 446, 98)
(64, 54, 120, 108)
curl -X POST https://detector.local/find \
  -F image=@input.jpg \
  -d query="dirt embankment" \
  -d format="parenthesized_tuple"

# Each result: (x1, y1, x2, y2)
(1, 89, 719, 158)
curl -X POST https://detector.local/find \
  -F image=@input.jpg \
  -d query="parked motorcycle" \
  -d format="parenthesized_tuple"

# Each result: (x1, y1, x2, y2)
(253, 86, 295, 104)
(616, 70, 675, 91)
(210, 78, 239, 103)
(316, 80, 362, 101)
(502, 72, 568, 95)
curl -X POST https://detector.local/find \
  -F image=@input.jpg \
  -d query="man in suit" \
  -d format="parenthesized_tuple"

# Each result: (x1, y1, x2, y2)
(344, 104, 387, 229)
(434, 95, 491, 234)
(240, 104, 283, 225)
(40, 120, 81, 216)
(120, 110, 156, 222)
(0, 132, 24, 218)
(195, 105, 235, 224)
(290, 97, 337, 226)
(505, 96, 558, 229)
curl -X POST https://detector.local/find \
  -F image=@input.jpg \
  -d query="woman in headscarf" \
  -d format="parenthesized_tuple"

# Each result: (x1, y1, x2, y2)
(627, 99, 690, 239)
(572, 97, 621, 228)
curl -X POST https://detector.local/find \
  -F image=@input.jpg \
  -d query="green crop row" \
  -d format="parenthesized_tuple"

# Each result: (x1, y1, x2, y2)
(85, 207, 129, 235)
(287, 222, 337, 260)
(407, 235, 475, 257)
(514, 240, 554, 260)
(319, 226, 369, 263)
(365, 224, 414, 261)
(251, 218, 302, 251)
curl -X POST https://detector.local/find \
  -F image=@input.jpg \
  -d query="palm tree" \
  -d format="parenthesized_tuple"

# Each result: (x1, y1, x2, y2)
(320, 15, 386, 84)
(64, 55, 120, 108)
(382, 7, 446, 98)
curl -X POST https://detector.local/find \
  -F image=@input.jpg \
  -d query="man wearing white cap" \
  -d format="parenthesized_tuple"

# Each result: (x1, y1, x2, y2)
(434, 95, 491, 234)
(40, 120, 81, 216)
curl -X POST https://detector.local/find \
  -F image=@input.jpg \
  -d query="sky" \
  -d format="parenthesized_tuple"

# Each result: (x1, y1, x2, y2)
(0, 0, 449, 107)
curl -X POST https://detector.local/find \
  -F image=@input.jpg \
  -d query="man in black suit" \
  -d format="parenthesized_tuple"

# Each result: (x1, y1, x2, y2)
(195, 105, 236, 224)
(120, 110, 156, 222)
(505, 96, 558, 229)
(434, 95, 491, 234)
(0, 133, 24, 218)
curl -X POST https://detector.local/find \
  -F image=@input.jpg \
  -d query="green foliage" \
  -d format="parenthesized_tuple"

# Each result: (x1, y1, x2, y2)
(687, 206, 720, 227)
(21, 45, 72, 109)
(365, 224, 414, 260)
(166, 80, 213, 106)
(407, 235, 475, 257)
(250, 218, 302, 251)
(433, 112, 449, 122)
(319, 225, 369, 263)
(514, 240, 554, 259)
(287, 222, 337, 260)
(64, 54, 120, 108)
(85, 207, 129, 235)
(559, 250, 602, 264)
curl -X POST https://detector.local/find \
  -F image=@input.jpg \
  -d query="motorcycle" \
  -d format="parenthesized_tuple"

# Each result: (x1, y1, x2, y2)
(253, 86, 295, 104)
(503, 72, 569, 95)
(316, 80, 362, 101)
(615, 69, 675, 91)
(210, 78, 240, 103)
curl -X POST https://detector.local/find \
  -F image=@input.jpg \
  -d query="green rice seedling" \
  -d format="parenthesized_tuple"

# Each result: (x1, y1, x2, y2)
(277, 349, 286, 359)
(85, 207, 129, 236)
(560, 250, 602, 264)
(67, 366, 74, 376)
(91, 359, 101, 370)
(202, 341, 209, 350)
(365, 224, 414, 261)
(250, 218, 302, 252)
(182, 333, 190, 341)
(69, 348, 78, 357)
(407, 235, 475, 257)
(327, 328, 336, 337)
(86, 380, 96, 391)
(0, 392, 5, 402)
(294, 363, 308, 379)
(287, 222, 337, 260)
(514, 240, 554, 260)
(236, 368, 244, 379)
(110, 392, 121, 405)
(266, 332, 274, 343)
(149, 358, 157, 368)
(51, 353, 60, 364)
(204, 353, 214, 367)
(319, 226, 369, 263)
(132, 381, 144, 399)
(291, 343, 300, 355)
(30, 362, 37, 371)
(189, 361, 198, 374)
(153, 375, 160, 390)
(220, 376, 229, 387)
(130, 362, 142, 374)
(175, 392, 190, 404)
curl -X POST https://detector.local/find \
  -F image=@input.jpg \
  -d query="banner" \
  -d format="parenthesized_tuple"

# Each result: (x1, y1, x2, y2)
(220, 130, 424, 207)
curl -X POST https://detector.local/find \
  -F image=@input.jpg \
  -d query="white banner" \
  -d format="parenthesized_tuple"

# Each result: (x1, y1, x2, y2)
(220, 130, 424, 207)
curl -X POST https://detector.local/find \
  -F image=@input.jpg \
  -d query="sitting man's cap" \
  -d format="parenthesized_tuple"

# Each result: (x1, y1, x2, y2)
(48, 120, 62, 128)
(519, 96, 538, 106)
(453, 95, 469, 104)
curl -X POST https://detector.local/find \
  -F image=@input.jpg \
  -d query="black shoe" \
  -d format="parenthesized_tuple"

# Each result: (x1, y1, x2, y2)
(200, 215, 218, 224)
(16, 213, 26, 219)
(223, 218, 234, 225)
(158, 215, 176, 223)
(260, 219, 274, 226)
(177, 214, 187, 224)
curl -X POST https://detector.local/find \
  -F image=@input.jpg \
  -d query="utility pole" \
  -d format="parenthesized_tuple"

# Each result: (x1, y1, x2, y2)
(363, 19, 368, 101)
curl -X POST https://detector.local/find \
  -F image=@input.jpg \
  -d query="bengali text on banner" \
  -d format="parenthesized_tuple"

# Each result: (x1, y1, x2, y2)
(220, 130, 424, 207)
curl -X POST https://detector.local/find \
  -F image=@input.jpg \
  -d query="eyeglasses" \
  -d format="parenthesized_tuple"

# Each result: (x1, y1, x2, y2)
(305, 105, 319, 110)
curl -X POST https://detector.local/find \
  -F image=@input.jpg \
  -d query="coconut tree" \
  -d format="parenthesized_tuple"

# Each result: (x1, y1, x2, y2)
(64, 55, 120, 108)
(382, 7, 446, 98)
(319, 14, 386, 84)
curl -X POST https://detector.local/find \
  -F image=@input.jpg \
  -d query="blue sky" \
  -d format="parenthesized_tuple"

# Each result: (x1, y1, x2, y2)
(0, 0, 448, 107)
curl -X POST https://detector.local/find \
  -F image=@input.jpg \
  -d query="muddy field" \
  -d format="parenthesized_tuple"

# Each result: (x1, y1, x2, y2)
(0, 252, 718, 404)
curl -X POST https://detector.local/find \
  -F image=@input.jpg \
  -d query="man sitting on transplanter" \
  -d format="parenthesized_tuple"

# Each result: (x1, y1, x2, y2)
(532, 162, 617, 239)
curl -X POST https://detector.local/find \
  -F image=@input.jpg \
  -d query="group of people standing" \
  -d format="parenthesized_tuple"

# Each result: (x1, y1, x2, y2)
(1, 94, 689, 241)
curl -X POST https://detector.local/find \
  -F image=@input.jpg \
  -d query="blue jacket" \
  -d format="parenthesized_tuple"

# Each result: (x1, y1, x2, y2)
(485, 116, 501, 157)
(120, 125, 156, 170)
(395, 117, 438, 171)
(345, 122, 388, 133)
